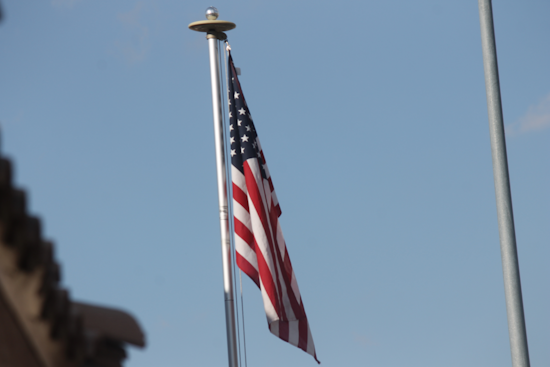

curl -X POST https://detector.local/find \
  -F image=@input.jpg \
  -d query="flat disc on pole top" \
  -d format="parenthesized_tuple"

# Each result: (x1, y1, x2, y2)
(188, 20, 236, 33)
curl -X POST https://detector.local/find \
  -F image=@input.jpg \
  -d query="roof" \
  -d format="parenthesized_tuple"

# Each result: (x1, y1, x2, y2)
(0, 131, 146, 367)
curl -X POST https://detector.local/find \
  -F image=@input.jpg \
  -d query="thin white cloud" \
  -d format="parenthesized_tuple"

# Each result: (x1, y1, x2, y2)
(115, 1, 150, 63)
(507, 93, 550, 136)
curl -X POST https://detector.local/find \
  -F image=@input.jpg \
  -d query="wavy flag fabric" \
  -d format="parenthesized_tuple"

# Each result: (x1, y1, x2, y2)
(227, 52, 319, 363)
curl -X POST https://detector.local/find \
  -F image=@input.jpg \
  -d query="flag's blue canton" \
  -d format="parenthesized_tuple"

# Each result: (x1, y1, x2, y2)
(227, 56, 267, 179)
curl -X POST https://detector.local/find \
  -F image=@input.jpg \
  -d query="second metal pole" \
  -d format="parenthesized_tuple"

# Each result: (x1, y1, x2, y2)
(207, 33, 239, 367)
(478, 1, 530, 367)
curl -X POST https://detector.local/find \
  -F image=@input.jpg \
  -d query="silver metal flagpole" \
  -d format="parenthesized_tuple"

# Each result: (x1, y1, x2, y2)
(189, 8, 238, 367)
(478, 1, 531, 367)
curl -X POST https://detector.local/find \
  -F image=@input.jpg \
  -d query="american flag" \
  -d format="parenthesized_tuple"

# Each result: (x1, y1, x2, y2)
(227, 52, 319, 363)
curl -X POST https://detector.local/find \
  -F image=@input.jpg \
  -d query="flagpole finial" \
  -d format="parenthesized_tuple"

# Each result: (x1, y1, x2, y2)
(206, 6, 219, 20)
(188, 7, 235, 40)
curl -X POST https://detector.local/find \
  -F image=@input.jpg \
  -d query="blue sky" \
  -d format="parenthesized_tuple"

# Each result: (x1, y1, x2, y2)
(0, 1, 548, 366)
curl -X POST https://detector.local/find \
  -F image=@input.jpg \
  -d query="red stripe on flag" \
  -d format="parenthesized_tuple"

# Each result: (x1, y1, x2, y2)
(266, 209, 304, 320)
(234, 217, 253, 248)
(298, 313, 308, 351)
(279, 321, 289, 343)
(236, 252, 259, 287)
(243, 161, 288, 321)
(254, 239, 282, 315)
(233, 183, 249, 210)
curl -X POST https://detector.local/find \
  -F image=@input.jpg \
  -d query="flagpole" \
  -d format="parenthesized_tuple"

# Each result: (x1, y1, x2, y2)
(189, 8, 238, 367)
(478, 1, 530, 367)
